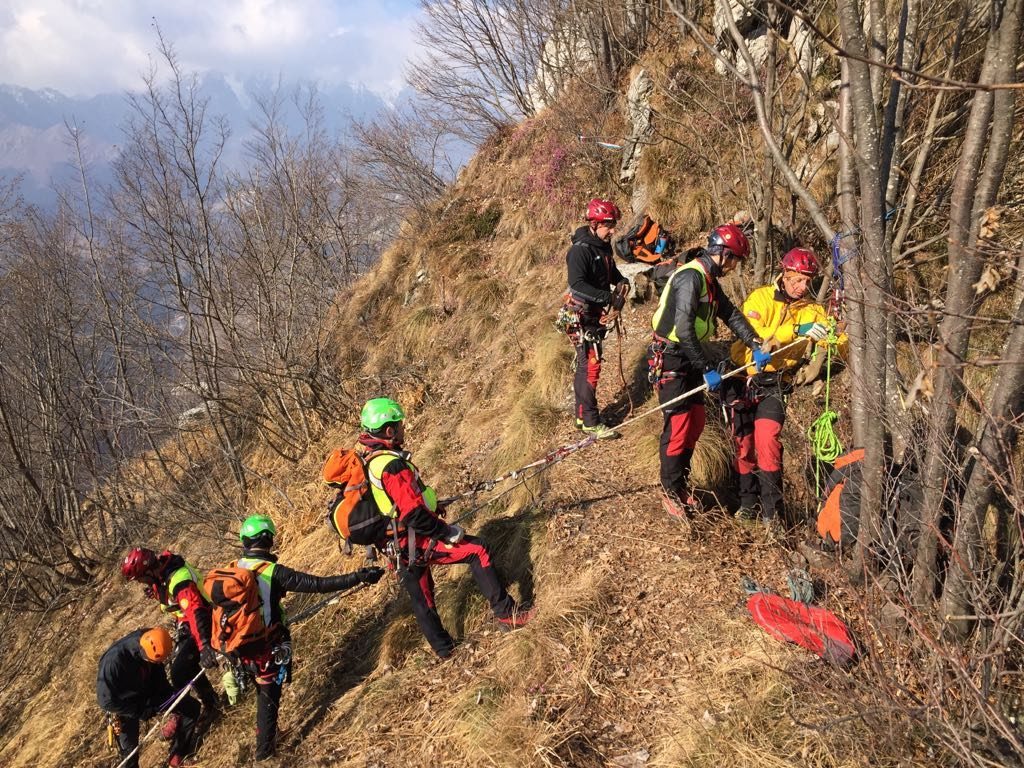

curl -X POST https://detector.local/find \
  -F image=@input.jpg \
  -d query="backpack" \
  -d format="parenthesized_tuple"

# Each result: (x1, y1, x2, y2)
(816, 449, 865, 548)
(614, 215, 676, 264)
(322, 448, 392, 546)
(204, 562, 273, 655)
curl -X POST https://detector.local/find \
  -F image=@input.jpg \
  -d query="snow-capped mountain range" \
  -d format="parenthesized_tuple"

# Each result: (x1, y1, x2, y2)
(0, 73, 389, 207)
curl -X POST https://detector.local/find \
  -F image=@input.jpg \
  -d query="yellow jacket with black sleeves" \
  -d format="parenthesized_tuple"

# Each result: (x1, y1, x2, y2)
(729, 282, 848, 376)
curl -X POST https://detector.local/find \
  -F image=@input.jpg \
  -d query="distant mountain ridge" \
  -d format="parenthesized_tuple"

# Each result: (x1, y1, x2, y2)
(0, 74, 391, 207)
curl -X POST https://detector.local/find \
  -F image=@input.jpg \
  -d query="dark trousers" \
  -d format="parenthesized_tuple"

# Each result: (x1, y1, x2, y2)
(400, 534, 516, 657)
(170, 629, 220, 712)
(657, 356, 706, 497)
(724, 379, 787, 519)
(573, 334, 604, 427)
(239, 642, 290, 761)
(115, 716, 143, 768)
(114, 695, 200, 767)
(255, 679, 283, 761)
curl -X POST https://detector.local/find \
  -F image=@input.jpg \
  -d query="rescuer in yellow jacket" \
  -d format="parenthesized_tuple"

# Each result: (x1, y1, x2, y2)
(725, 247, 848, 524)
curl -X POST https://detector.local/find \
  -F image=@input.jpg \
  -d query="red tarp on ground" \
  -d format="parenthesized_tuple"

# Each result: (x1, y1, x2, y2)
(747, 592, 857, 666)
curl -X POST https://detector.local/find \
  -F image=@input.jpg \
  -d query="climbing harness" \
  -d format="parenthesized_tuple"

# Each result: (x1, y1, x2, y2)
(554, 297, 584, 343)
(113, 670, 204, 768)
(646, 337, 668, 385)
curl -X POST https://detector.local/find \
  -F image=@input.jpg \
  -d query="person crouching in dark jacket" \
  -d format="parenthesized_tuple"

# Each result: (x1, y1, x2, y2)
(96, 626, 199, 768)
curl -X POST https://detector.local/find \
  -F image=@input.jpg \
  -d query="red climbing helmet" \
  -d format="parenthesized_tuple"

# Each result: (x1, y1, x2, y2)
(707, 223, 750, 260)
(585, 198, 621, 224)
(781, 247, 819, 276)
(121, 547, 158, 581)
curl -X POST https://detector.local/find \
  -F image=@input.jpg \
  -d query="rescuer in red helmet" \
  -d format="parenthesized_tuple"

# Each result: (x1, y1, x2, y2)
(563, 197, 631, 440)
(649, 223, 769, 521)
(723, 246, 848, 527)
(121, 547, 222, 718)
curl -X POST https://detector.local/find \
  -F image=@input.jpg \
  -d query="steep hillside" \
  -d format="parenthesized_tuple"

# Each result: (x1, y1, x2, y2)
(0, 38, 964, 768)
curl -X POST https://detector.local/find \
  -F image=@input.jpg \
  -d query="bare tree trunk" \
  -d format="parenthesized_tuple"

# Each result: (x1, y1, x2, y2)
(836, 60, 871, 450)
(942, 296, 1024, 637)
(913, 0, 1023, 602)
(837, 0, 894, 571)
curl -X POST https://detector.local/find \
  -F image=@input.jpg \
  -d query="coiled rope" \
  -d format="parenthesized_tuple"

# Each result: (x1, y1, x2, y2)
(806, 322, 844, 493)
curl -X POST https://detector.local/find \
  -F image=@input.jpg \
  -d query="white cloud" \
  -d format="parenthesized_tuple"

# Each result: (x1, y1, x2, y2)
(0, 0, 422, 97)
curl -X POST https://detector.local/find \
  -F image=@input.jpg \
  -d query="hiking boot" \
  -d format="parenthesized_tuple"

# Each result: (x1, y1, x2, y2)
(734, 505, 760, 522)
(497, 607, 535, 630)
(575, 417, 584, 429)
(581, 423, 620, 440)
(197, 698, 222, 729)
(160, 713, 181, 742)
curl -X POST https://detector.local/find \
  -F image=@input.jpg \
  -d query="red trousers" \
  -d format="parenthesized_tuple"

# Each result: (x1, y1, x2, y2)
(725, 380, 786, 518)
(399, 533, 516, 657)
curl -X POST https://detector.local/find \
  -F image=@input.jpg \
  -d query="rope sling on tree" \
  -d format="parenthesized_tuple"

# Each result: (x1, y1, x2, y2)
(804, 229, 859, 494)
(113, 669, 204, 768)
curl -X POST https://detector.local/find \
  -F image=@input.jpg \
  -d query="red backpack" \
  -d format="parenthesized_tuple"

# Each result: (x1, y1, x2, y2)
(322, 449, 391, 545)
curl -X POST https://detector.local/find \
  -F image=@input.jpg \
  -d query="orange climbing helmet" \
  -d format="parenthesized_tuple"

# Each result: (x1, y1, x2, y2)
(139, 626, 173, 663)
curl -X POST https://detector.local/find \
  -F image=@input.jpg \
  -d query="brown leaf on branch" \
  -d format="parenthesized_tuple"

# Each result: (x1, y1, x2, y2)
(973, 265, 1001, 296)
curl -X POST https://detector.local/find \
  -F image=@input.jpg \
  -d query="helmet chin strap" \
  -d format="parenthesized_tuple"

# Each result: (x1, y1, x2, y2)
(706, 250, 726, 277)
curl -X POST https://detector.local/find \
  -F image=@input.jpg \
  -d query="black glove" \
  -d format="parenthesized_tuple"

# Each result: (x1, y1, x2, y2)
(199, 645, 218, 669)
(356, 567, 385, 585)
(609, 292, 625, 311)
(139, 706, 158, 721)
(175, 622, 191, 644)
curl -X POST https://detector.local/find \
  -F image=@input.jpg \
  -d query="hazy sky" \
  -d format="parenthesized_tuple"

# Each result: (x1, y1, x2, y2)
(0, 0, 423, 97)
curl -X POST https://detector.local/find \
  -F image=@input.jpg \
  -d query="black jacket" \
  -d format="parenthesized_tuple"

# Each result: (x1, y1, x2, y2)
(96, 629, 173, 717)
(239, 549, 364, 628)
(655, 252, 758, 370)
(566, 225, 626, 317)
